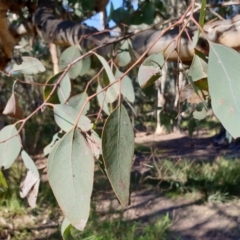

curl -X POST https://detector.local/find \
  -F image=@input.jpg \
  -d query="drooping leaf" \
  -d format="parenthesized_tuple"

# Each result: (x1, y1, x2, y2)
(21, 150, 39, 179)
(48, 129, 94, 231)
(53, 104, 93, 132)
(188, 54, 208, 82)
(94, 53, 119, 103)
(20, 170, 38, 198)
(85, 130, 101, 159)
(114, 40, 132, 67)
(102, 104, 134, 207)
(61, 218, 74, 240)
(96, 85, 110, 115)
(3, 93, 23, 119)
(115, 68, 135, 103)
(0, 171, 8, 192)
(11, 57, 46, 75)
(57, 73, 72, 104)
(68, 92, 89, 114)
(138, 53, 164, 88)
(43, 72, 71, 104)
(59, 46, 82, 79)
(43, 132, 61, 156)
(27, 179, 40, 208)
(0, 125, 21, 169)
(79, 57, 91, 76)
(208, 42, 240, 138)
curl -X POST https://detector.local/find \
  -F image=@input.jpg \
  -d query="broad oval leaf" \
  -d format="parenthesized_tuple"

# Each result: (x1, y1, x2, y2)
(48, 129, 94, 231)
(53, 104, 93, 132)
(208, 42, 240, 138)
(59, 46, 82, 79)
(79, 57, 91, 76)
(102, 104, 134, 207)
(138, 53, 164, 88)
(96, 85, 110, 115)
(0, 125, 21, 169)
(68, 92, 89, 115)
(11, 57, 45, 75)
(114, 40, 132, 67)
(43, 72, 71, 104)
(115, 68, 135, 103)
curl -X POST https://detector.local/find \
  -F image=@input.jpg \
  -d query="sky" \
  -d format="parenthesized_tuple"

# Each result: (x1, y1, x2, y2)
(84, 0, 123, 30)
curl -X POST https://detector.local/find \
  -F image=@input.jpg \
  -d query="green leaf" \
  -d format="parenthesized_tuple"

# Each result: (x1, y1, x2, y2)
(48, 129, 94, 231)
(68, 92, 89, 115)
(21, 150, 39, 178)
(96, 85, 110, 115)
(0, 171, 8, 192)
(43, 132, 61, 156)
(193, 107, 207, 120)
(208, 42, 240, 138)
(59, 46, 82, 79)
(54, 104, 93, 132)
(102, 104, 134, 207)
(138, 53, 164, 88)
(11, 57, 46, 75)
(115, 40, 132, 67)
(111, 7, 130, 25)
(61, 218, 75, 240)
(57, 73, 72, 104)
(188, 54, 208, 82)
(0, 125, 21, 169)
(79, 57, 91, 76)
(94, 53, 119, 103)
(43, 72, 71, 104)
(115, 68, 135, 103)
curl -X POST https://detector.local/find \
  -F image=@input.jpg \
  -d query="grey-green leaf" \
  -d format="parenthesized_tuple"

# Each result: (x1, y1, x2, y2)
(21, 150, 39, 178)
(208, 42, 240, 138)
(94, 53, 119, 103)
(115, 68, 135, 103)
(48, 129, 94, 231)
(59, 46, 82, 79)
(0, 125, 21, 169)
(96, 85, 110, 115)
(138, 53, 164, 88)
(102, 104, 134, 207)
(57, 73, 72, 104)
(54, 104, 93, 132)
(68, 92, 89, 115)
(11, 57, 46, 75)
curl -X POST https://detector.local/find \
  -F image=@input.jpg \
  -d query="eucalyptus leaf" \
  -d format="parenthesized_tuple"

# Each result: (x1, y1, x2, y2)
(54, 104, 93, 132)
(11, 57, 45, 75)
(102, 104, 134, 207)
(115, 68, 135, 103)
(48, 129, 94, 231)
(96, 85, 110, 115)
(208, 42, 240, 138)
(0, 125, 21, 169)
(138, 53, 164, 88)
(68, 92, 89, 115)
(59, 46, 82, 79)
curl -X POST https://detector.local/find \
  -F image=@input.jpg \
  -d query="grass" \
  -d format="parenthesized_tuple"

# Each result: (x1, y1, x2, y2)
(144, 157, 240, 202)
(0, 162, 172, 240)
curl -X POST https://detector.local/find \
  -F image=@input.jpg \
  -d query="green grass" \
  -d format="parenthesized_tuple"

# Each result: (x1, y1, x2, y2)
(144, 157, 240, 202)
(66, 212, 171, 240)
